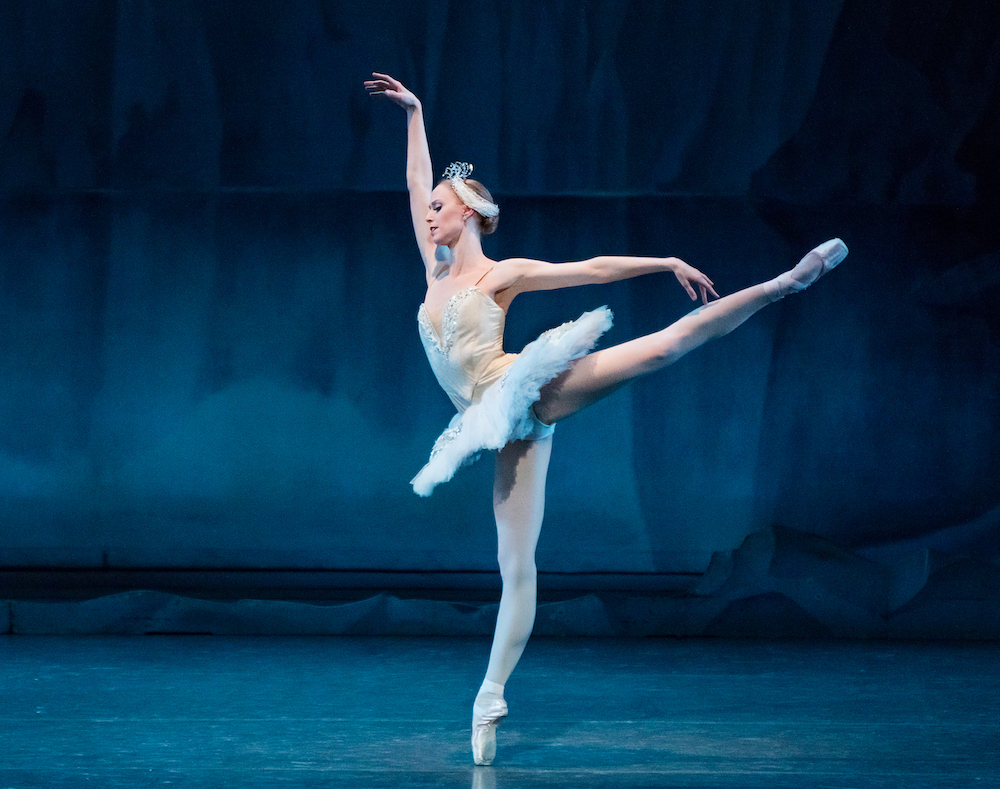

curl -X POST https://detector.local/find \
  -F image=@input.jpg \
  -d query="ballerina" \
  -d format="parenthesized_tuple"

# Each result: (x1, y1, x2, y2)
(365, 71, 847, 765)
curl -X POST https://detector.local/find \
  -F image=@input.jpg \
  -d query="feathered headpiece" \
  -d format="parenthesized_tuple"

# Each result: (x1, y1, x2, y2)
(442, 162, 499, 218)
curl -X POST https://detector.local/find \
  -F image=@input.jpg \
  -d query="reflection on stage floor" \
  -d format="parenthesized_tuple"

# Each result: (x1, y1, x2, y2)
(1, 635, 997, 787)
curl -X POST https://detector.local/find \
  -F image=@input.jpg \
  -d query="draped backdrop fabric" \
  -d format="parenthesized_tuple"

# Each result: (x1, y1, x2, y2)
(0, 0, 998, 574)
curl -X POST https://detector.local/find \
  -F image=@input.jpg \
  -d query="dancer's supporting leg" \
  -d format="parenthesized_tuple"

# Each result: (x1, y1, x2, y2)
(472, 436, 552, 766)
(536, 238, 847, 424)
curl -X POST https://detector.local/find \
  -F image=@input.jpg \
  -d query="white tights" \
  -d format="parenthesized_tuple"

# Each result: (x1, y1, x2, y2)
(482, 436, 552, 689)
(479, 285, 775, 693)
(477, 240, 846, 695)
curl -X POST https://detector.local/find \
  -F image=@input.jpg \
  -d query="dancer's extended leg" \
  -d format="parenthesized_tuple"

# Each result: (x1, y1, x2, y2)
(535, 283, 771, 422)
(535, 239, 847, 424)
(471, 435, 552, 766)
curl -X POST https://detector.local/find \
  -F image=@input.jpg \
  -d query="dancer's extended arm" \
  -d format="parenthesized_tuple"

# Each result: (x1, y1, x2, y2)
(365, 72, 437, 276)
(495, 256, 720, 304)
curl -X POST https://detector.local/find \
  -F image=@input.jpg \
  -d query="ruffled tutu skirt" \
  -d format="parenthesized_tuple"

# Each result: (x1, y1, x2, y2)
(411, 306, 613, 496)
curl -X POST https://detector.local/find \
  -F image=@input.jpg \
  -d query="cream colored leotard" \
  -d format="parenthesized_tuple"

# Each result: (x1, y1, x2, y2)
(411, 285, 613, 495)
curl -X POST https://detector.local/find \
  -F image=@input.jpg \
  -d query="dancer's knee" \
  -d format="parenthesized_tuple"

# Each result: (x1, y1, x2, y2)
(646, 329, 692, 371)
(497, 549, 537, 589)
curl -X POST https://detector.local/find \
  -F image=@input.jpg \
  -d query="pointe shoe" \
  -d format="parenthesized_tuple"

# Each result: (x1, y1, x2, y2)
(471, 693, 507, 766)
(764, 238, 848, 301)
(802, 238, 849, 280)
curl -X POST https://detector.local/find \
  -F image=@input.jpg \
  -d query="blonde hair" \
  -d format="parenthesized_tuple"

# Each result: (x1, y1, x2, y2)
(440, 177, 499, 235)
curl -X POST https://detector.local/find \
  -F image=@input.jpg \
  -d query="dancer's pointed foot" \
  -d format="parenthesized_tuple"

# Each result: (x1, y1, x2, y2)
(471, 692, 507, 766)
(764, 238, 848, 301)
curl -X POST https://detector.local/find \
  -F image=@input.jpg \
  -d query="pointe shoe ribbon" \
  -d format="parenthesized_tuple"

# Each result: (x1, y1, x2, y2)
(471, 696, 508, 766)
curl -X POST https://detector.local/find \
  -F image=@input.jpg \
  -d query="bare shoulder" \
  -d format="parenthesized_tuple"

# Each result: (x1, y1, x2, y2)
(495, 256, 534, 269)
(485, 257, 556, 307)
(491, 257, 543, 286)
(493, 256, 551, 279)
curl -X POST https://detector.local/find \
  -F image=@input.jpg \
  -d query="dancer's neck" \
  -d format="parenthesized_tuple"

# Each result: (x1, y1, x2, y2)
(443, 231, 489, 279)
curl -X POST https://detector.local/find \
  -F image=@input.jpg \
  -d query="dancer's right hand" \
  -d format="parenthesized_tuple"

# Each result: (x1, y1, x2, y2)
(364, 72, 420, 110)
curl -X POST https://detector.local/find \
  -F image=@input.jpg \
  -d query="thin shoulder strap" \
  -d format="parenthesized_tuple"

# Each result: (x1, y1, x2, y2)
(474, 267, 494, 286)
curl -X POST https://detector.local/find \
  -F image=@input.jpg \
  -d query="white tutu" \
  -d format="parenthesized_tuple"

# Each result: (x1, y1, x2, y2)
(411, 307, 613, 496)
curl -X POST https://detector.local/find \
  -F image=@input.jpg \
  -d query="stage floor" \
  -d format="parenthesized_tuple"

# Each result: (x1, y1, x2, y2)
(1, 635, 996, 787)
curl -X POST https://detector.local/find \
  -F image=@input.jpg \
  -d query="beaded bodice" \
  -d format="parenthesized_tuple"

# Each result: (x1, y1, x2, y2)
(417, 287, 517, 413)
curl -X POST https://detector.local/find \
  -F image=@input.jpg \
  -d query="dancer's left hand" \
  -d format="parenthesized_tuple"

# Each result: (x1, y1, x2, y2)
(670, 258, 719, 304)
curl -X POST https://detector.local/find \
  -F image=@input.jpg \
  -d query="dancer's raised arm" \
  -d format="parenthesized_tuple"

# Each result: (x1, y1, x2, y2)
(493, 255, 720, 305)
(365, 72, 437, 275)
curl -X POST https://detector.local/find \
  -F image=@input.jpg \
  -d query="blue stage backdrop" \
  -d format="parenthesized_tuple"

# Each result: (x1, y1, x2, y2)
(0, 0, 997, 578)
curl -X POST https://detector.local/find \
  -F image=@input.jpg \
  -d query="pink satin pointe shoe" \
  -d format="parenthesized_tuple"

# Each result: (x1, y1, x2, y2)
(471, 692, 508, 766)
(764, 238, 849, 301)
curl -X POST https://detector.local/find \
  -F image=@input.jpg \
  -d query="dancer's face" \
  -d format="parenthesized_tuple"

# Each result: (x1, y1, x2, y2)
(427, 183, 471, 246)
